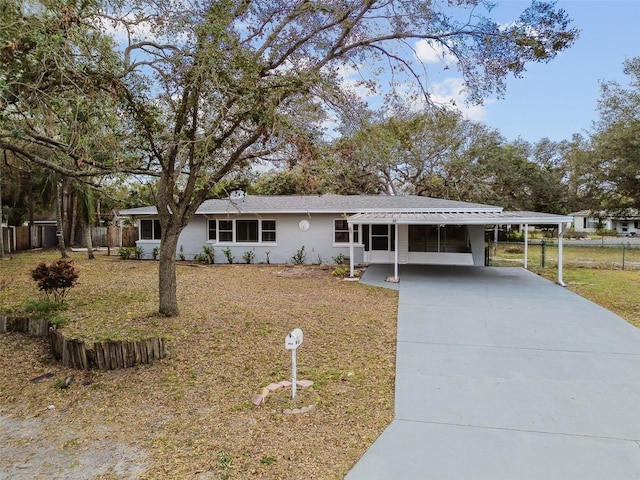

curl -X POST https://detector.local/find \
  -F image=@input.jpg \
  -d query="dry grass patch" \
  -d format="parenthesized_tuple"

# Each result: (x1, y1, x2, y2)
(0, 251, 398, 479)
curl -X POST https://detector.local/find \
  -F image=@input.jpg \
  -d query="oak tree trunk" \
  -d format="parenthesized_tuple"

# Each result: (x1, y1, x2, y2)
(158, 228, 179, 316)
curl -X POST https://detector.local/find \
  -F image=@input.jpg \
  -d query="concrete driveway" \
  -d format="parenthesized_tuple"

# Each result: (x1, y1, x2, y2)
(347, 265, 640, 479)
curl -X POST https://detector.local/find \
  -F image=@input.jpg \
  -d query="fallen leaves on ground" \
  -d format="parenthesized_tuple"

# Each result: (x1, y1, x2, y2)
(0, 251, 398, 479)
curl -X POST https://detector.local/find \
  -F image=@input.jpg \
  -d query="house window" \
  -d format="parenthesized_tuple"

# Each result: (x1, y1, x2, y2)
(208, 219, 276, 243)
(262, 220, 276, 242)
(140, 219, 161, 240)
(334, 219, 359, 243)
(408, 225, 470, 253)
(219, 220, 233, 242)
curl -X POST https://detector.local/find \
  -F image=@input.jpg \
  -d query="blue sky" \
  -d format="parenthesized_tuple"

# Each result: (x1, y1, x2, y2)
(478, 0, 640, 144)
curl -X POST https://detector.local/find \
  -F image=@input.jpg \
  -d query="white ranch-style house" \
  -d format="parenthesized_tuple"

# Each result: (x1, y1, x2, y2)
(120, 192, 572, 283)
(571, 210, 640, 236)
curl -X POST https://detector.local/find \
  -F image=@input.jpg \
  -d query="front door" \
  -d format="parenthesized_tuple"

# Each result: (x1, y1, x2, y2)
(362, 224, 395, 263)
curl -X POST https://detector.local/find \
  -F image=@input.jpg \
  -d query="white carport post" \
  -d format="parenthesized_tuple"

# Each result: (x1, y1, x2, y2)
(523, 224, 529, 269)
(393, 219, 399, 281)
(348, 221, 355, 278)
(557, 222, 567, 287)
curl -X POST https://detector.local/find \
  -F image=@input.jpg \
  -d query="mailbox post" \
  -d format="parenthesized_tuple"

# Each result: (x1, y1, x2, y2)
(285, 328, 303, 399)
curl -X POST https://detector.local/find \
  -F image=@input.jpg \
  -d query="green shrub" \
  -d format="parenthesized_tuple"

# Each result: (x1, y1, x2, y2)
(30, 259, 79, 304)
(152, 247, 159, 260)
(202, 246, 215, 264)
(135, 246, 145, 259)
(242, 250, 255, 264)
(504, 230, 524, 242)
(292, 246, 306, 265)
(178, 245, 186, 261)
(118, 247, 132, 260)
(332, 253, 345, 265)
(222, 247, 234, 264)
(331, 266, 350, 277)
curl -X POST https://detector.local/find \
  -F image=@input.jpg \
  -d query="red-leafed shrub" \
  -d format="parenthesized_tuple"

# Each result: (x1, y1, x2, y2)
(31, 259, 80, 304)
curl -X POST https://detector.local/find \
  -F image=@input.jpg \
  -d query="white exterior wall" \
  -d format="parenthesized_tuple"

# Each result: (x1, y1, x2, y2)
(136, 213, 364, 264)
(135, 215, 487, 266)
(402, 224, 484, 266)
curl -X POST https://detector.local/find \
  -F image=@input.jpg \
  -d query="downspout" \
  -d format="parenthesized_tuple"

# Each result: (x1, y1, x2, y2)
(348, 221, 355, 278)
(557, 222, 567, 287)
(524, 224, 529, 269)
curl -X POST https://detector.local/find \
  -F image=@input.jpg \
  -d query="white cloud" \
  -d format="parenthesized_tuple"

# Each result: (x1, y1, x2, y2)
(431, 77, 492, 122)
(414, 40, 456, 66)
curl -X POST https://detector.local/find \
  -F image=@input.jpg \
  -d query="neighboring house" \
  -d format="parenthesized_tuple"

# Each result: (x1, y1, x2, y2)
(120, 192, 572, 282)
(571, 210, 640, 236)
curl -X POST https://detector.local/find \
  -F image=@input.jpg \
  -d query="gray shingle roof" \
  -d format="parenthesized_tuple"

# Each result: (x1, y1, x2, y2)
(119, 194, 502, 216)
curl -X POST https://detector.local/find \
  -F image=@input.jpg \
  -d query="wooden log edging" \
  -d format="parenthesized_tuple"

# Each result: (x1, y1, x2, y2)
(0, 316, 50, 336)
(1, 316, 166, 370)
(49, 329, 167, 371)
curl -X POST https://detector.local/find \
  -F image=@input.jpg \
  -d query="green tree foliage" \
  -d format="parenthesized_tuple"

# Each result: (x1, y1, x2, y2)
(591, 57, 640, 210)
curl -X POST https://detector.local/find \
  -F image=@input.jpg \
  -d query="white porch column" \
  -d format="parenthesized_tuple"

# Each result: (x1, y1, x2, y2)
(393, 220, 399, 281)
(524, 224, 529, 269)
(348, 222, 355, 278)
(493, 225, 499, 254)
(557, 222, 566, 287)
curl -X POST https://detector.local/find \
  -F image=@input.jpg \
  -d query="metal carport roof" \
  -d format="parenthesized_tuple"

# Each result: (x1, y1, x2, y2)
(347, 211, 573, 225)
(346, 210, 573, 286)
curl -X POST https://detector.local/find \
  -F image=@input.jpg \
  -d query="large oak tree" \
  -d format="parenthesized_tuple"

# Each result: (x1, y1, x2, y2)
(2, 0, 578, 316)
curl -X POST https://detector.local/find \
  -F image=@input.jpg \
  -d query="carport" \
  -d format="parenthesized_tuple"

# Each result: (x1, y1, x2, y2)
(347, 210, 573, 285)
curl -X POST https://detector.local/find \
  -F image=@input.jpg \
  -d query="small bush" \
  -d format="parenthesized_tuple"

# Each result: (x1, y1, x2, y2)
(152, 247, 159, 260)
(30, 259, 79, 304)
(202, 246, 215, 264)
(118, 247, 133, 260)
(223, 247, 234, 264)
(292, 246, 306, 265)
(504, 230, 524, 242)
(135, 246, 145, 259)
(178, 245, 186, 261)
(242, 250, 255, 264)
(332, 253, 345, 265)
(331, 266, 350, 277)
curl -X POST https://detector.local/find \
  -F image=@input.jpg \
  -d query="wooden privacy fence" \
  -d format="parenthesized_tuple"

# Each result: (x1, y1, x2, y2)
(2, 225, 138, 252)
(1, 316, 167, 370)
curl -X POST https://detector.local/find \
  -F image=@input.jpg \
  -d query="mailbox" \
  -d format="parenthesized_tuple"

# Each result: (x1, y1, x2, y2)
(285, 328, 303, 350)
(285, 328, 304, 399)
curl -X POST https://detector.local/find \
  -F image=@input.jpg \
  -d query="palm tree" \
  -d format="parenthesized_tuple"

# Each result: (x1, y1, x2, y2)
(74, 180, 97, 260)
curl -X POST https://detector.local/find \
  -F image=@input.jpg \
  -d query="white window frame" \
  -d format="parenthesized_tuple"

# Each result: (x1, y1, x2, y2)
(140, 219, 161, 240)
(334, 219, 359, 245)
(207, 219, 276, 244)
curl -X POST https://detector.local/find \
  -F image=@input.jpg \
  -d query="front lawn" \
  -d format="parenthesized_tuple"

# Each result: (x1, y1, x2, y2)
(0, 251, 398, 479)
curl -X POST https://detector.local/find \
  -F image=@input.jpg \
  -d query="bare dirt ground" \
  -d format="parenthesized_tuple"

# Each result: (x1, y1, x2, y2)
(0, 254, 398, 479)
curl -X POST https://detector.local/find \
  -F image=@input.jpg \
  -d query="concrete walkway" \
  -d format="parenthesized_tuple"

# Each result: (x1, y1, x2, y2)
(346, 265, 640, 479)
